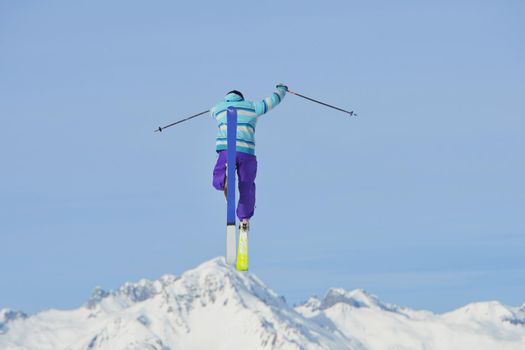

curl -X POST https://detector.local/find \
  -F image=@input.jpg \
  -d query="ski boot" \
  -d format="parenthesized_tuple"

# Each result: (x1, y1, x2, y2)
(239, 219, 249, 232)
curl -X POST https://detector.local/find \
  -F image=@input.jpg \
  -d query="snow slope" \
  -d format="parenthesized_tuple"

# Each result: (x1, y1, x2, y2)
(1, 258, 524, 350)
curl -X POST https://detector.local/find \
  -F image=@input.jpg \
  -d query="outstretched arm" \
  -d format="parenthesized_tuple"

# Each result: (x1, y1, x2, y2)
(254, 84, 288, 117)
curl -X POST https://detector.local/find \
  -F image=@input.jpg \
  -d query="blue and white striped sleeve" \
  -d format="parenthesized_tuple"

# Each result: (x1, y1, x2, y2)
(254, 88, 287, 117)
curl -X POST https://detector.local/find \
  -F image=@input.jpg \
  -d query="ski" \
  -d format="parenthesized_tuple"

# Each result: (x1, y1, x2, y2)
(226, 224, 236, 265)
(225, 107, 237, 265)
(236, 222, 249, 271)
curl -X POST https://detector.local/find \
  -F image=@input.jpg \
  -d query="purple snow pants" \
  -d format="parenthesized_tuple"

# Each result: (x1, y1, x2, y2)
(213, 150, 257, 221)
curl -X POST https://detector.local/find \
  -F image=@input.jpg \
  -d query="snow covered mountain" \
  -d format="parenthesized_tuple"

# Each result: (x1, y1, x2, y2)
(296, 288, 525, 350)
(1, 258, 524, 350)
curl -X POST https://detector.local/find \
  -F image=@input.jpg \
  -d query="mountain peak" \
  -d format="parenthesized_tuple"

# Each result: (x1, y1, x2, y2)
(174, 256, 286, 309)
(444, 300, 525, 326)
(85, 257, 287, 315)
(295, 288, 402, 319)
(321, 288, 382, 309)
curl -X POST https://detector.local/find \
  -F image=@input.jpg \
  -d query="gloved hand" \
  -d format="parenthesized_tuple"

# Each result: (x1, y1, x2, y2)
(276, 83, 289, 92)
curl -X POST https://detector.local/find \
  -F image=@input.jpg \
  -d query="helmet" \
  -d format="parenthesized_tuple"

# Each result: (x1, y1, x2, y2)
(226, 90, 244, 100)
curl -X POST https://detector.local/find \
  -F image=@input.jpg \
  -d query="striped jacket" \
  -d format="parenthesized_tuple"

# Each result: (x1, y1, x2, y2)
(210, 88, 286, 155)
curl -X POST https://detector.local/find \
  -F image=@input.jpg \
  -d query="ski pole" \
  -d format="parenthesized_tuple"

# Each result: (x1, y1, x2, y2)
(154, 110, 210, 133)
(287, 89, 357, 117)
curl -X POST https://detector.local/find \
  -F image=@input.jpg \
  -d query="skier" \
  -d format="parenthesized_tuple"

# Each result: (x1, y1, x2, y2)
(211, 84, 288, 231)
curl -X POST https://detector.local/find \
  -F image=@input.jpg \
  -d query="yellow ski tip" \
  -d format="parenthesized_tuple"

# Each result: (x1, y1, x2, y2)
(236, 230, 249, 271)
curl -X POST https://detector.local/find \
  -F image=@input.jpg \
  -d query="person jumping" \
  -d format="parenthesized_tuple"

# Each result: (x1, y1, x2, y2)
(211, 84, 288, 231)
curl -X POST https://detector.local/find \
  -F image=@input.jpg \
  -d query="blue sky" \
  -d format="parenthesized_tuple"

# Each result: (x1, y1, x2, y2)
(1, 0, 524, 314)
